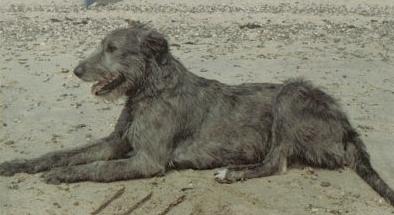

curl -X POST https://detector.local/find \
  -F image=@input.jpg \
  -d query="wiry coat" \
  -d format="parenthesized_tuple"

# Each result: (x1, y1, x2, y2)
(0, 22, 393, 206)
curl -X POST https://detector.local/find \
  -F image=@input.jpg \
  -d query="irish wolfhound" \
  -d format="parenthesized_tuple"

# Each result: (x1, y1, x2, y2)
(0, 22, 393, 206)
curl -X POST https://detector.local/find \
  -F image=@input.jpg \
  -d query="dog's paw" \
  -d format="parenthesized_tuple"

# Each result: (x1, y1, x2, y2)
(42, 172, 62, 185)
(214, 168, 228, 180)
(0, 160, 30, 176)
(0, 161, 16, 176)
(41, 167, 75, 185)
(214, 168, 233, 184)
(214, 168, 246, 184)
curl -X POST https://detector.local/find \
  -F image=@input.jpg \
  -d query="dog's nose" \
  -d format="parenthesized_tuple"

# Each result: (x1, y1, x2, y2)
(73, 65, 85, 78)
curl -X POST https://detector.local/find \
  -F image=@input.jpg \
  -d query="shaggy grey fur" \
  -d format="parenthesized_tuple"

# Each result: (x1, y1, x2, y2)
(0, 22, 393, 206)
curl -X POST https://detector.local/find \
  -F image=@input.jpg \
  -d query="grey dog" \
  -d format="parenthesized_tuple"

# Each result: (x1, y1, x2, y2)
(0, 22, 393, 206)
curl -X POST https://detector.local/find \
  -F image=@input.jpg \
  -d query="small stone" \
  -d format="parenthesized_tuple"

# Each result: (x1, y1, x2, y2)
(4, 140, 15, 145)
(50, 18, 61, 23)
(239, 23, 262, 29)
(320, 181, 331, 187)
(311, 208, 319, 213)
(76, 124, 87, 128)
(74, 103, 82, 108)
(329, 209, 342, 215)
(61, 68, 70, 73)
(53, 202, 61, 208)
(181, 187, 194, 192)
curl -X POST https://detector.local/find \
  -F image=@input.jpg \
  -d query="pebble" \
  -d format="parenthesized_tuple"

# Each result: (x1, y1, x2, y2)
(76, 123, 87, 128)
(329, 209, 342, 215)
(53, 202, 61, 208)
(61, 68, 70, 73)
(4, 140, 15, 145)
(311, 208, 319, 213)
(239, 23, 262, 29)
(320, 181, 331, 187)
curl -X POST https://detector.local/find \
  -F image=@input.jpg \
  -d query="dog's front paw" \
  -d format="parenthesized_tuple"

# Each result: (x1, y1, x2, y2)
(0, 160, 30, 176)
(41, 167, 77, 184)
(0, 161, 17, 176)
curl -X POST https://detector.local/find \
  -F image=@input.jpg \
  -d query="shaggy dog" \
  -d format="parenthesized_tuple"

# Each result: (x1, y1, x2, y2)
(1, 22, 393, 206)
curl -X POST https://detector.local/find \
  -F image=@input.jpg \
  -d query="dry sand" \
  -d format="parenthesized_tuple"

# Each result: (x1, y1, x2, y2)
(0, 0, 394, 214)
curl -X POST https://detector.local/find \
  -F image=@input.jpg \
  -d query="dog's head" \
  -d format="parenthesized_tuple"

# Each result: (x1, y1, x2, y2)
(73, 22, 169, 100)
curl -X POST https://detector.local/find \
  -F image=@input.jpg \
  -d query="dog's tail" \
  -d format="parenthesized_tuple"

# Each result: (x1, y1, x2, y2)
(348, 130, 394, 206)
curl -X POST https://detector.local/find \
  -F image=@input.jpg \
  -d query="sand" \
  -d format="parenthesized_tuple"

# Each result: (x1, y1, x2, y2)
(0, 0, 393, 214)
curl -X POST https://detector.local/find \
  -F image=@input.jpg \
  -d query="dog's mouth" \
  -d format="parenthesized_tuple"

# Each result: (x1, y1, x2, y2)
(91, 73, 125, 96)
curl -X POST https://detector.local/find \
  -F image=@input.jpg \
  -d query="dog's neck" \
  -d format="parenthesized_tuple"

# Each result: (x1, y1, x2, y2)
(124, 54, 228, 129)
(128, 54, 220, 102)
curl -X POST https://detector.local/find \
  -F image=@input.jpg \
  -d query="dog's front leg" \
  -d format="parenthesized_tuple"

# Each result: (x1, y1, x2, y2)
(41, 102, 180, 184)
(0, 106, 133, 176)
(0, 136, 131, 176)
(42, 151, 165, 184)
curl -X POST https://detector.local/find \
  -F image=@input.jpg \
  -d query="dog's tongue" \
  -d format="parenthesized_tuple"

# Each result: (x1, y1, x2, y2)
(91, 80, 109, 95)
(91, 74, 125, 96)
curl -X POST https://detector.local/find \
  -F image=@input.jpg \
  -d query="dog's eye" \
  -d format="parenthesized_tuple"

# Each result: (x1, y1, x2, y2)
(106, 43, 117, 53)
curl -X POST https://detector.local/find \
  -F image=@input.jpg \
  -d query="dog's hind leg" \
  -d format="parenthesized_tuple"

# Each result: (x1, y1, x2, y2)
(214, 80, 311, 184)
(215, 86, 294, 184)
(215, 136, 288, 183)
(215, 79, 348, 184)
(0, 136, 131, 176)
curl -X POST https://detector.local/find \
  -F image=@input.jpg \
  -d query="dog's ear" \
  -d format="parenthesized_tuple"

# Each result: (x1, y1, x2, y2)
(141, 31, 169, 65)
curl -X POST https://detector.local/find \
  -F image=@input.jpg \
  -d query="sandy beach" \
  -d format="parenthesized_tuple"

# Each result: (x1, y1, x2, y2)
(0, 0, 394, 214)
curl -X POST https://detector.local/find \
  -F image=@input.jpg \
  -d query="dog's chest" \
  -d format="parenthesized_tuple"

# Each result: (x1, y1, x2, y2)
(124, 99, 178, 150)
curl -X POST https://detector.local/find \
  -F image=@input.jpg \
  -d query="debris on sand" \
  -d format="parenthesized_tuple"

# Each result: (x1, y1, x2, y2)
(91, 186, 126, 215)
(120, 191, 153, 215)
(84, 0, 96, 8)
(320, 181, 331, 187)
(157, 194, 186, 215)
(4, 140, 15, 145)
(60, 68, 70, 73)
(49, 18, 61, 23)
(239, 23, 262, 29)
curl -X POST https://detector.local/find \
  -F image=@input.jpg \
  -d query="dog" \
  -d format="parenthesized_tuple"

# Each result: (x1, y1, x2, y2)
(0, 21, 393, 206)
